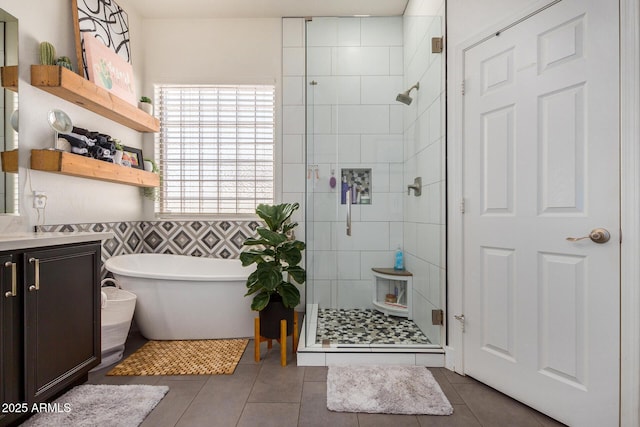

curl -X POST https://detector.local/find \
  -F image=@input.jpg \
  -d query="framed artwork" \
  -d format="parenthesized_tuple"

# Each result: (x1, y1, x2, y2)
(84, 35, 136, 105)
(121, 146, 143, 169)
(72, 0, 132, 78)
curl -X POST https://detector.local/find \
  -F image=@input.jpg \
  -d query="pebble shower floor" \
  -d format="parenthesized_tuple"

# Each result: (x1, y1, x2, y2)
(315, 308, 431, 345)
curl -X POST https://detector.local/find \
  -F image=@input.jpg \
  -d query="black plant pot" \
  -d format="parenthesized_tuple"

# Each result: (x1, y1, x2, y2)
(259, 294, 294, 339)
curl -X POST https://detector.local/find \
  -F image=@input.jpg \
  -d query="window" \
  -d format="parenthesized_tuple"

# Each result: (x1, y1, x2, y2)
(155, 84, 275, 215)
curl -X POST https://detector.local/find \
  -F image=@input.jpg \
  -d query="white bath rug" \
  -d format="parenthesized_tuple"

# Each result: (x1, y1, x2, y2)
(327, 365, 453, 415)
(20, 384, 168, 427)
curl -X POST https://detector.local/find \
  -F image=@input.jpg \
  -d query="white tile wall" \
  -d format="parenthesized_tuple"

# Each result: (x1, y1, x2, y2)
(361, 17, 404, 47)
(337, 280, 374, 308)
(308, 47, 333, 75)
(306, 18, 338, 47)
(337, 251, 362, 280)
(313, 280, 332, 308)
(361, 76, 404, 105)
(390, 47, 404, 75)
(282, 18, 304, 47)
(283, 76, 304, 105)
(283, 164, 306, 193)
(334, 47, 391, 76)
(337, 19, 361, 46)
(282, 134, 303, 164)
(283, 106, 305, 134)
(337, 134, 362, 162)
(361, 135, 404, 163)
(282, 47, 305, 76)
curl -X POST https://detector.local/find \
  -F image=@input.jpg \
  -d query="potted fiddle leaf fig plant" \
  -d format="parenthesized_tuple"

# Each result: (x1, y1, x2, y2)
(240, 202, 306, 339)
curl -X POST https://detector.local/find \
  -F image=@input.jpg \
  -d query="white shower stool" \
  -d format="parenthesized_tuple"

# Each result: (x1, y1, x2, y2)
(371, 267, 413, 320)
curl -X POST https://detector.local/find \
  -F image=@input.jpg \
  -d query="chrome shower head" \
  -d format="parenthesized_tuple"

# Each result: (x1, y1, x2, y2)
(396, 82, 420, 105)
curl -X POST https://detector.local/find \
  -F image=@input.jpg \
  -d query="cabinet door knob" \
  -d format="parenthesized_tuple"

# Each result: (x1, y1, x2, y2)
(4, 261, 17, 298)
(29, 258, 40, 291)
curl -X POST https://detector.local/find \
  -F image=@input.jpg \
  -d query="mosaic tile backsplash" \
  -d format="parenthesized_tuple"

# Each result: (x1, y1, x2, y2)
(37, 220, 260, 276)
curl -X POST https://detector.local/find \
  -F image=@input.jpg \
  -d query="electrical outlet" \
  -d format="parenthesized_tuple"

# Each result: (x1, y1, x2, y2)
(33, 191, 47, 209)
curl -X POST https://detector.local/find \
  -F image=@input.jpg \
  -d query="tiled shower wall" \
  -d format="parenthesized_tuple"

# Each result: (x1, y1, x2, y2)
(37, 220, 260, 274)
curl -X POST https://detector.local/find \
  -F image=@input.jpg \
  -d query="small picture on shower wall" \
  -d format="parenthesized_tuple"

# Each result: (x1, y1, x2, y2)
(341, 168, 371, 205)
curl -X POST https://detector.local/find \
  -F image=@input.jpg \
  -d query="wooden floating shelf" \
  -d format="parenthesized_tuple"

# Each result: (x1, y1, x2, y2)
(1, 66, 18, 92)
(30, 149, 159, 188)
(30, 65, 159, 133)
(1, 149, 18, 173)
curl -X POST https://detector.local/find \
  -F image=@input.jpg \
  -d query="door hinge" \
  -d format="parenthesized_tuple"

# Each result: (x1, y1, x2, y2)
(431, 37, 443, 53)
(432, 309, 444, 325)
(461, 80, 465, 96)
(454, 314, 465, 332)
(460, 198, 465, 213)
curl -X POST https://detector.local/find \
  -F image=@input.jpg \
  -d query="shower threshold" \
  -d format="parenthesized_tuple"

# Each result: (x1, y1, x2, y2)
(296, 305, 445, 366)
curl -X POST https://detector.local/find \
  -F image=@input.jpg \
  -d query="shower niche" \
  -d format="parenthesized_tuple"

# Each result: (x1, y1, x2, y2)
(340, 168, 371, 205)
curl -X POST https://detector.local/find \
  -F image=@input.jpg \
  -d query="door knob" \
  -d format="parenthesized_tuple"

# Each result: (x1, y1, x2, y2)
(566, 228, 610, 244)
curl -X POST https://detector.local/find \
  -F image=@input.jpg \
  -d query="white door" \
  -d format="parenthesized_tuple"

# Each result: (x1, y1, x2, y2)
(462, 1, 619, 425)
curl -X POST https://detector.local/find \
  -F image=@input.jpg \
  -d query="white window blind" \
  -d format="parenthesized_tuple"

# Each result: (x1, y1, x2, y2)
(155, 84, 274, 215)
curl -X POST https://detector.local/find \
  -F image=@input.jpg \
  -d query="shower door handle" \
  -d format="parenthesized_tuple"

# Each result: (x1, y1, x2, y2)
(346, 189, 352, 236)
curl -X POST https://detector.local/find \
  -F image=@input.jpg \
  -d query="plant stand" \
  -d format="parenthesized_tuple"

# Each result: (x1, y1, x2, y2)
(254, 311, 299, 366)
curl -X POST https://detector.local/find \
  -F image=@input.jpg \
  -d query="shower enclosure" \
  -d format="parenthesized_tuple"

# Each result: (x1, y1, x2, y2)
(301, 15, 445, 351)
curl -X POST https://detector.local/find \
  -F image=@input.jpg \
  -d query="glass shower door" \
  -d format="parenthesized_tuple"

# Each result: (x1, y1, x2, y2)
(303, 16, 444, 350)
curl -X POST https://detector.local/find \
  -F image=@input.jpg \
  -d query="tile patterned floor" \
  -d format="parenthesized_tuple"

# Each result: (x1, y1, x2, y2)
(87, 331, 567, 427)
(315, 308, 431, 345)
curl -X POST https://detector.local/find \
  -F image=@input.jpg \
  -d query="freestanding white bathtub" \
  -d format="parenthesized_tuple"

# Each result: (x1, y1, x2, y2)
(104, 254, 254, 340)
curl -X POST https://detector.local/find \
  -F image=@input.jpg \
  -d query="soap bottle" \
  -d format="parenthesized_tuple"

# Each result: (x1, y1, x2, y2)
(394, 245, 404, 270)
(341, 176, 348, 204)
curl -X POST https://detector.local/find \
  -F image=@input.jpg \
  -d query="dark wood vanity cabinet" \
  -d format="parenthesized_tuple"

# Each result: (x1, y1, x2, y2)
(0, 242, 101, 427)
(0, 253, 20, 427)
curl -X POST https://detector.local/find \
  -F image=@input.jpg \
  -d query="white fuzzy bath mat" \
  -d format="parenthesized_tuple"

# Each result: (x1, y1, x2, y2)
(327, 365, 453, 415)
(20, 384, 168, 427)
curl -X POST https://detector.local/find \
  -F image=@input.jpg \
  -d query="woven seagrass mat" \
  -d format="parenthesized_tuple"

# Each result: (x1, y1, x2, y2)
(107, 339, 249, 376)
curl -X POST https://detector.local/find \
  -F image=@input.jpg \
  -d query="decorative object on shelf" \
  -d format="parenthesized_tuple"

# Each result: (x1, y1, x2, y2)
(67, 126, 119, 162)
(72, 0, 131, 78)
(138, 96, 153, 115)
(47, 109, 73, 151)
(55, 56, 74, 71)
(121, 146, 143, 169)
(39, 41, 56, 65)
(241, 203, 306, 339)
(143, 158, 158, 173)
(84, 35, 136, 105)
(141, 159, 160, 200)
(113, 139, 124, 165)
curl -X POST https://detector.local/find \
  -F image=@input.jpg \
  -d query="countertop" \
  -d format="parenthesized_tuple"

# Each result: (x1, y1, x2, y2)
(0, 231, 114, 251)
